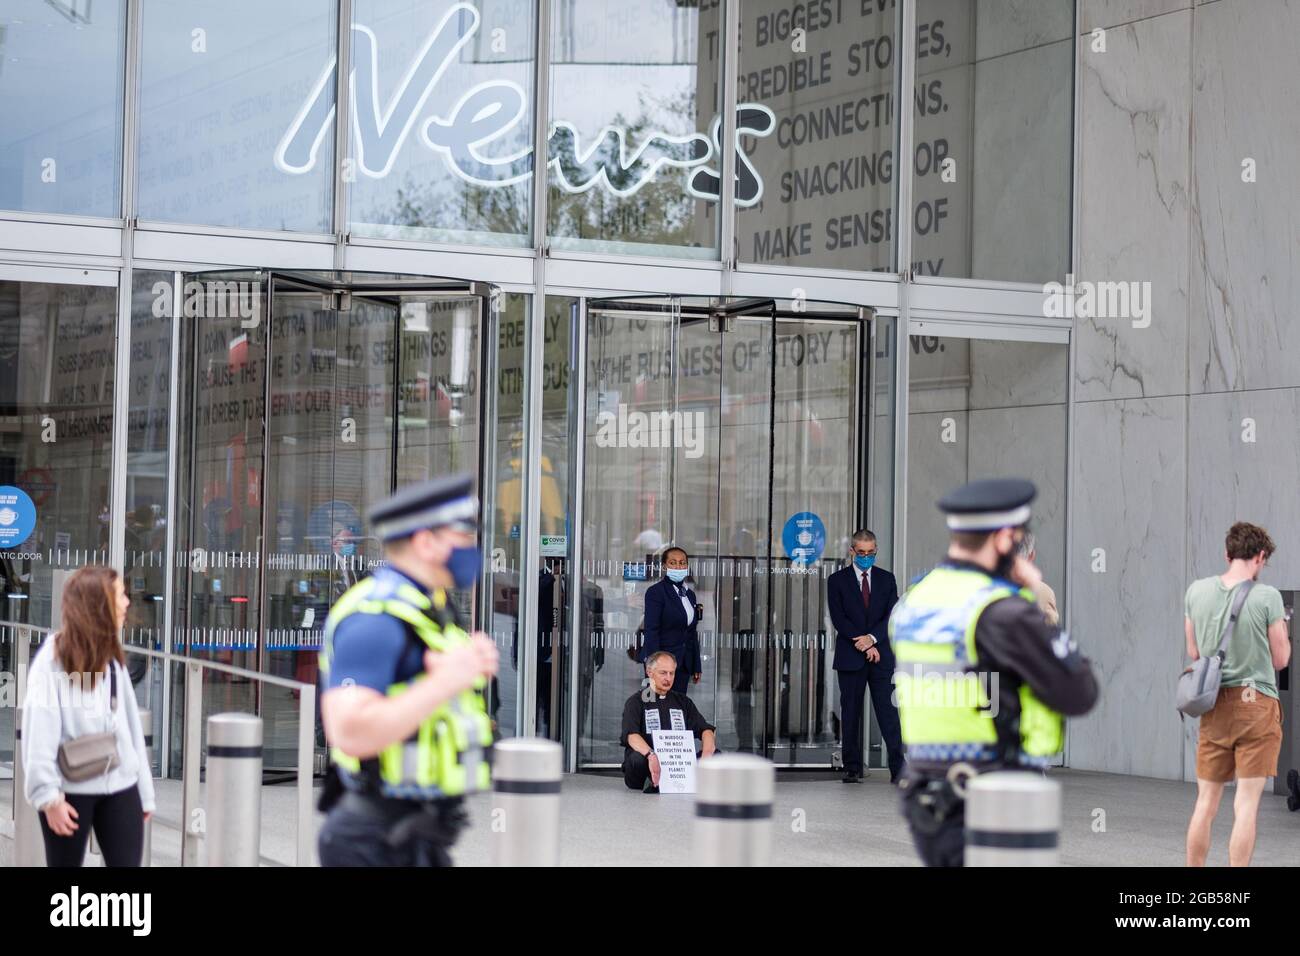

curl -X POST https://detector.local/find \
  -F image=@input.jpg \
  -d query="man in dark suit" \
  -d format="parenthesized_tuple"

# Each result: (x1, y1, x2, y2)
(827, 529, 905, 783)
(638, 546, 701, 695)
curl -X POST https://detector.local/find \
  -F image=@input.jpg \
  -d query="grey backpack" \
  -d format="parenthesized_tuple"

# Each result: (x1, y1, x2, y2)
(1176, 580, 1253, 717)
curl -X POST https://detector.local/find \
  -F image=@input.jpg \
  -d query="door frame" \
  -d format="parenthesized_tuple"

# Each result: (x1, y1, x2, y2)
(568, 294, 878, 769)
(170, 268, 498, 769)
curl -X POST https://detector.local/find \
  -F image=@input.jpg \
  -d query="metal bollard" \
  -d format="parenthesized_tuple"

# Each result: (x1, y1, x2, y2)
(140, 710, 153, 866)
(490, 738, 562, 866)
(13, 708, 45, 866)
(205, 713, 262, 867)
(693, 754, 775, 867)
(965, 771, 1061, 866)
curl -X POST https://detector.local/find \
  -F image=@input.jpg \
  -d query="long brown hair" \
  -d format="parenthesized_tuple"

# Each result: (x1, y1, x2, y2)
(56, 565, 124, 683)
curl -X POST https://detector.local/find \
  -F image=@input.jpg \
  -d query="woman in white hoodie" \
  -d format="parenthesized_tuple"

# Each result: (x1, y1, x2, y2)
(22, 565, 155, 866)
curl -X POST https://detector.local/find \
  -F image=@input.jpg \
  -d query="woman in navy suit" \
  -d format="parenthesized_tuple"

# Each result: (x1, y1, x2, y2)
(638, 547, 701, 694)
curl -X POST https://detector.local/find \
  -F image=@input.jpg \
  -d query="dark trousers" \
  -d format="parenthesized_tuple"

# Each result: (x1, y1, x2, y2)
(623, 750, 652, 790)
(900, 784, 966, 867)
(318, 800, 464, 867)
(38, 785, 144, 867)
(837, 663, 906, 777)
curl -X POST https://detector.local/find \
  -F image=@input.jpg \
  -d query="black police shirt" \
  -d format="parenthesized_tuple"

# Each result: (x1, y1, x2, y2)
(621, 688, 716, 752)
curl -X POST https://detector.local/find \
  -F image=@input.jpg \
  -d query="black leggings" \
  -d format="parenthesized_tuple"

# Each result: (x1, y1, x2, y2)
(38, 785, 144, 867)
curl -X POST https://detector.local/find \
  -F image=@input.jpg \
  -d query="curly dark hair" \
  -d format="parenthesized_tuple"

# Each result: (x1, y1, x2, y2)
(1225, 522, 1276, 562)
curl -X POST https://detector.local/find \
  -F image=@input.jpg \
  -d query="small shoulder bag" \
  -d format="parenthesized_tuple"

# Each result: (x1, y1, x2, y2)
(56, 657, 122, 783)
(1176, 580, 1253, 717)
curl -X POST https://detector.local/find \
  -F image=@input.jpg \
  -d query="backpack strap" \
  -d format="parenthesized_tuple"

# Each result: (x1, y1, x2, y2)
(1215, 580, 1255, 661)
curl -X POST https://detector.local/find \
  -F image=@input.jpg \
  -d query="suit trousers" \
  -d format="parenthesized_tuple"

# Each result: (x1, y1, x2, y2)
(837, 662, 906, 777)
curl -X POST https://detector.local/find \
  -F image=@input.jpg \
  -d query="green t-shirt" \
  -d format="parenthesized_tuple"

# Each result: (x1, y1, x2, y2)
(1184, 576, 1285, 699)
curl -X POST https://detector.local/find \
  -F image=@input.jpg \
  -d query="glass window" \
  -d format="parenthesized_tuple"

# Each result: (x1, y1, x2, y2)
(546, 0, 723, 258)
(905, 334, 1068, 606)
(737, 0, 898, 272)
(0, 278, 118, 629)
(0, 1, 126, 217)
(125, 270, 174, 767)
(347, 0, 536, 247)
(911, 0, 1074, 282)
(137, 0, 336, 232)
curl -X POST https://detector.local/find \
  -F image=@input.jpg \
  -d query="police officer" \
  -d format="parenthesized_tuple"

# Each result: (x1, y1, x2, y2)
(891, 478, 1098, 866)
(317, 474, 498, 867)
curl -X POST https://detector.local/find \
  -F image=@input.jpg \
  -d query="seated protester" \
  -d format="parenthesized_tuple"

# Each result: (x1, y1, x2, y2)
(621, 651, 717, 793)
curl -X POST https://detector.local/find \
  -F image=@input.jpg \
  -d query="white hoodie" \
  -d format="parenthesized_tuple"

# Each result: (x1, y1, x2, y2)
(21, 634, 156, 813)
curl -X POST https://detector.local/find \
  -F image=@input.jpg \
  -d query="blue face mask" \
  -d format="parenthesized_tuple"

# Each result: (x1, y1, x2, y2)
(666, 568, 688, 584)
(447, 546, 481, 589)
(339, 541, 357, 557)
(854, 554, 875, 570)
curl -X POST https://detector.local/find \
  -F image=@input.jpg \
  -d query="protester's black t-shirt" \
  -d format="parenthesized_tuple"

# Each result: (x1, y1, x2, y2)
(620, 689, 716, 750)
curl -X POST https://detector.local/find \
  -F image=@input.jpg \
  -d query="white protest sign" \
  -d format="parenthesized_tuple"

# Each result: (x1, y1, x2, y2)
(651, 730, 697, 794)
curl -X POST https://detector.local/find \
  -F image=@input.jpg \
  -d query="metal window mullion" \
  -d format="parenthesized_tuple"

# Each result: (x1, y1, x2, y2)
(564, 297, 587, 771)
(518, 0, 553, 739)
(160, 271, 183, 777)
(332, 0, 354, 268)
(719, 0, 740, 290)
(110, 0, 144, 575)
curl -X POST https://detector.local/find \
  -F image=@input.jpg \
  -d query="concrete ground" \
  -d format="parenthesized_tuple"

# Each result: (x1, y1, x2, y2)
(3, 767, 1298, 866)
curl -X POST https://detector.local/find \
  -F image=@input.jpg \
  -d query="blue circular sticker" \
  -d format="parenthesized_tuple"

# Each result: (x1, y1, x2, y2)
(781, 512, 825, 565)
(0, 486, 37, 549)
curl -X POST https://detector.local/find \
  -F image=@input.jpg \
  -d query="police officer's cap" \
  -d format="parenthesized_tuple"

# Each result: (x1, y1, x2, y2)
(369, 473, 478, 542)
(938, 478, 1036, 532)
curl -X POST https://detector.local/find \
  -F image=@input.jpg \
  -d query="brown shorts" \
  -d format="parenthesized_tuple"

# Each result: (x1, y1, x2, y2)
(1196, 687, 1283, 782)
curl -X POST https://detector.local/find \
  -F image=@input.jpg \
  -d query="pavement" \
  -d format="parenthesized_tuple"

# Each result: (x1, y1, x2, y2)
(3, 767, 1299, 866)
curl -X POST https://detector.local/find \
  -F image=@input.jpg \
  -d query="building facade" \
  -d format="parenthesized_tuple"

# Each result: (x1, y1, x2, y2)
(0, 0, 1291, 781)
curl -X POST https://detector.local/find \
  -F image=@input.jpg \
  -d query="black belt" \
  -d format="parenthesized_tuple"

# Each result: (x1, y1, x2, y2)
(338, 791, 468, 848)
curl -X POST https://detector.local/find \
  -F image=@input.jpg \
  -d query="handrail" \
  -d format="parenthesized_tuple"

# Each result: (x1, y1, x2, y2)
(1, 620, 316, 867)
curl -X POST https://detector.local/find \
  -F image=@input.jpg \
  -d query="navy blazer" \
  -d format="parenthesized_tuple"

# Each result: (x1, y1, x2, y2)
(827, 564, 898, 672)
(639, 577, 702, 674)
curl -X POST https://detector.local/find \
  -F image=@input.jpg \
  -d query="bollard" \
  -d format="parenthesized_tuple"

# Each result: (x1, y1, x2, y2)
(491, 738, 562, 866)
(140, 710, 153, 866)
(13, 708, 45, 866)
(965, 771, 1061, 866)
(693, 754, 775, 867)
(205, 713, 262, 867)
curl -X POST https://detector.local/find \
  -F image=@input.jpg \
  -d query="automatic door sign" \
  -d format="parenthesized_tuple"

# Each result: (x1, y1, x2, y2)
(781, 512, 825, 565)
(0, 486, 37, 549)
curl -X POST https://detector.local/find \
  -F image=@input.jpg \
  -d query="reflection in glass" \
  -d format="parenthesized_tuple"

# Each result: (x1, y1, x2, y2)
(125, 271, 175, 766)
(576, 298, 865, 766)
(0, 1, 126, 217)
(261, 286, 396, 767)
(547, 0, 722, 257)
(348, 0, 536, 246)
(0, 280, 117, 629)
(737, 0, 898, 271)
(911, 0, 1074, 281)
(171, 272, 266, 773)
(137, 0, 336, 232)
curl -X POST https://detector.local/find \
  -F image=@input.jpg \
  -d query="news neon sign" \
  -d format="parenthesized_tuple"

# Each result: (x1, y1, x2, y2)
(275, 2, 773, 205)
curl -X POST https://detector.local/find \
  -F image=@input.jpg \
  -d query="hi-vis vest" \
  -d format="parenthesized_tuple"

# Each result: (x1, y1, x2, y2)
(889, 564, 1063, 768)
(320, 574, 492, 799)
